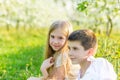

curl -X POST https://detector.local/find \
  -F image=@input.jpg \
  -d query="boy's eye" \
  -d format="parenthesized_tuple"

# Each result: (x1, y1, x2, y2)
(73, 47, 78, 50)
(68, 46, 70, 50)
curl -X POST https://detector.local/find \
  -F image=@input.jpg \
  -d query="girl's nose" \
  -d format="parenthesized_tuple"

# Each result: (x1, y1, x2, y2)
(54, 39, 59, 44)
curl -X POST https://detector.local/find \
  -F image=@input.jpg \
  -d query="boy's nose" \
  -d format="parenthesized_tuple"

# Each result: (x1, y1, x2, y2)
(68, 50, 72, 56)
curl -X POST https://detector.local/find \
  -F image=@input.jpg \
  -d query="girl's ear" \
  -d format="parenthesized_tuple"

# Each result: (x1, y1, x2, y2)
(88, 48, 94, 56)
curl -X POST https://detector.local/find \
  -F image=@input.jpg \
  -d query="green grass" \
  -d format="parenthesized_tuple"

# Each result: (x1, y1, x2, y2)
(0, 28, 48, 80)
(0, 27, 120, 80)
(96, 34, 120, 79)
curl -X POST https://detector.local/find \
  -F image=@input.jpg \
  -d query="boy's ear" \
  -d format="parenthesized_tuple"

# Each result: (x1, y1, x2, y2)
(88, 48, 94, 56)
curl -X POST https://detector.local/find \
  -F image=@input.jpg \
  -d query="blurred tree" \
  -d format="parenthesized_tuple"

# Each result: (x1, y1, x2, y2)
(0, 0, 11, 31)
(0, 0, 68, 31)
(76, 0, 120, 36)
(0, 0, 120, 34)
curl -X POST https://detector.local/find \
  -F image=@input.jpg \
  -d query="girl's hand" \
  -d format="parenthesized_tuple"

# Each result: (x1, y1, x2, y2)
(40, 57, 55, 79)
(41, 57, 54, 70)
(41, 57, 54, 69)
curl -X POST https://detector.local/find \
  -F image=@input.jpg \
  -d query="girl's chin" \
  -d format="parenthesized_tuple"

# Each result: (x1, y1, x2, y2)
(52, 47, 61, 51)
(53, 48, 60, 51)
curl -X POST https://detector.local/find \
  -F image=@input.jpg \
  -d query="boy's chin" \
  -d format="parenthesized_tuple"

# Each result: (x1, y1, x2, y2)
(71, 61, 78, 64)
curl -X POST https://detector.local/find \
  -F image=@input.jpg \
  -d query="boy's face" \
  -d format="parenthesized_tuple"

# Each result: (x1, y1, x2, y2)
(68, 41, 89, 64)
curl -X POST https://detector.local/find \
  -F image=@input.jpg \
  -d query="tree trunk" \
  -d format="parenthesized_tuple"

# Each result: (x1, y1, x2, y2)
(6, 24, 9, 31)
(16, 19, 20, 30)
(106, 15, 113, 37)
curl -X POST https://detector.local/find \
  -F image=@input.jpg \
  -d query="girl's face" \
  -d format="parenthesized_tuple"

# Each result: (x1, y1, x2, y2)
(49, 28, 67, 51)
(68, 41, 89, 64)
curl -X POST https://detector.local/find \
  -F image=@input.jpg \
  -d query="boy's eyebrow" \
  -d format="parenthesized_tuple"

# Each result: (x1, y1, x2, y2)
(73, 46, 78, 48)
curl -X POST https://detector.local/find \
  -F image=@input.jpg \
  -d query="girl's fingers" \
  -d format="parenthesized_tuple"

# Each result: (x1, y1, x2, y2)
(50, 62, 54, 66)
(50, 57, 55, 63)
(41, 57, 54, 69)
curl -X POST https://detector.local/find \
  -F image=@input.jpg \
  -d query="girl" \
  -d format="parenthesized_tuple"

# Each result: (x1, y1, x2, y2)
(28, 20, 79, 80)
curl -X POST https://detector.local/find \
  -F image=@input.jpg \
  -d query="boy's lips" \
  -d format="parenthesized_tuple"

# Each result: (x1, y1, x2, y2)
(70, 57, 75, 60)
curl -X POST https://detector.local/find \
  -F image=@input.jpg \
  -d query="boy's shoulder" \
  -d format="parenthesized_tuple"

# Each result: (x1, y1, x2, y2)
(95, 57, 108, 62)
(93, 57, 114, 70)
(94, 57, 111, 65)
(93, 58, 117, 79)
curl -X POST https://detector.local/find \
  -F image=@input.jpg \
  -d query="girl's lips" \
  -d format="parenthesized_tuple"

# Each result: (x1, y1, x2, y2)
(53, 45, 60, 48)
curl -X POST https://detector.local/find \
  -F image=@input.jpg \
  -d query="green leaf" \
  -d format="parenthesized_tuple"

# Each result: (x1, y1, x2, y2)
(77, 1, 89, 11)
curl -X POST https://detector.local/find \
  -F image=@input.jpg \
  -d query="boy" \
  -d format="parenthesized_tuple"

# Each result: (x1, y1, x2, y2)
(68, 29, 117, 80)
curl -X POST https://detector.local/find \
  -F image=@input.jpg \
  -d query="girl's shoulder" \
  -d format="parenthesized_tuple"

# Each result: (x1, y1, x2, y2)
(58, 52, 69, 60)
(54, 52, 69, 67)
(54, 51, 69, 60)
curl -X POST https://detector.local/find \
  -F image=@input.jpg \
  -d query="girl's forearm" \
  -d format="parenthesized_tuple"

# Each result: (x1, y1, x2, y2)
(41, 68, 49, 79)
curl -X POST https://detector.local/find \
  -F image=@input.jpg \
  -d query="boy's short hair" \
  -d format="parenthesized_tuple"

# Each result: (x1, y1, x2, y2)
(68, 29, 97, 50)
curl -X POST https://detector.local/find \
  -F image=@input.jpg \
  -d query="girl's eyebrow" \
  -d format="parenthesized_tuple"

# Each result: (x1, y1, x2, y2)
(50, 34, 54, 36)
(50, 34, 55, 36)
(50, 33, 54, 35)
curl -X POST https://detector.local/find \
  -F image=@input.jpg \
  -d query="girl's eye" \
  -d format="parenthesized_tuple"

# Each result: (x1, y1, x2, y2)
(50, 35, 54, 38)
(59, 37, 64, 39)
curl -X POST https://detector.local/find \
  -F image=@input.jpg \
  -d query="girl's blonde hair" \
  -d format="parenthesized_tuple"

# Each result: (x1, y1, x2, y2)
(45, 20, 73, 59)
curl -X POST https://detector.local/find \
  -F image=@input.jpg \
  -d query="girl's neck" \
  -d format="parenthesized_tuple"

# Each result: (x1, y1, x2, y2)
(54, 51, 60, 57)
(54, 51, 60, 54)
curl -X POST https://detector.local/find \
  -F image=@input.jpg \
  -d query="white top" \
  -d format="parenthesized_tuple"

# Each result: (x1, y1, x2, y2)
(54, 52, 68, 67)
(54, 52, 80, 80)
(77, 57, 117, 80)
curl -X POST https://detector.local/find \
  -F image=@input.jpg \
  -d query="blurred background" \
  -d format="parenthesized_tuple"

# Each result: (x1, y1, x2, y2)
(0, 0, 120, 80)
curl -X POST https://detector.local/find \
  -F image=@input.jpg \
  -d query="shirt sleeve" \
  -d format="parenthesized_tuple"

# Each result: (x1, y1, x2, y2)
(97, 58, 117, 80)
